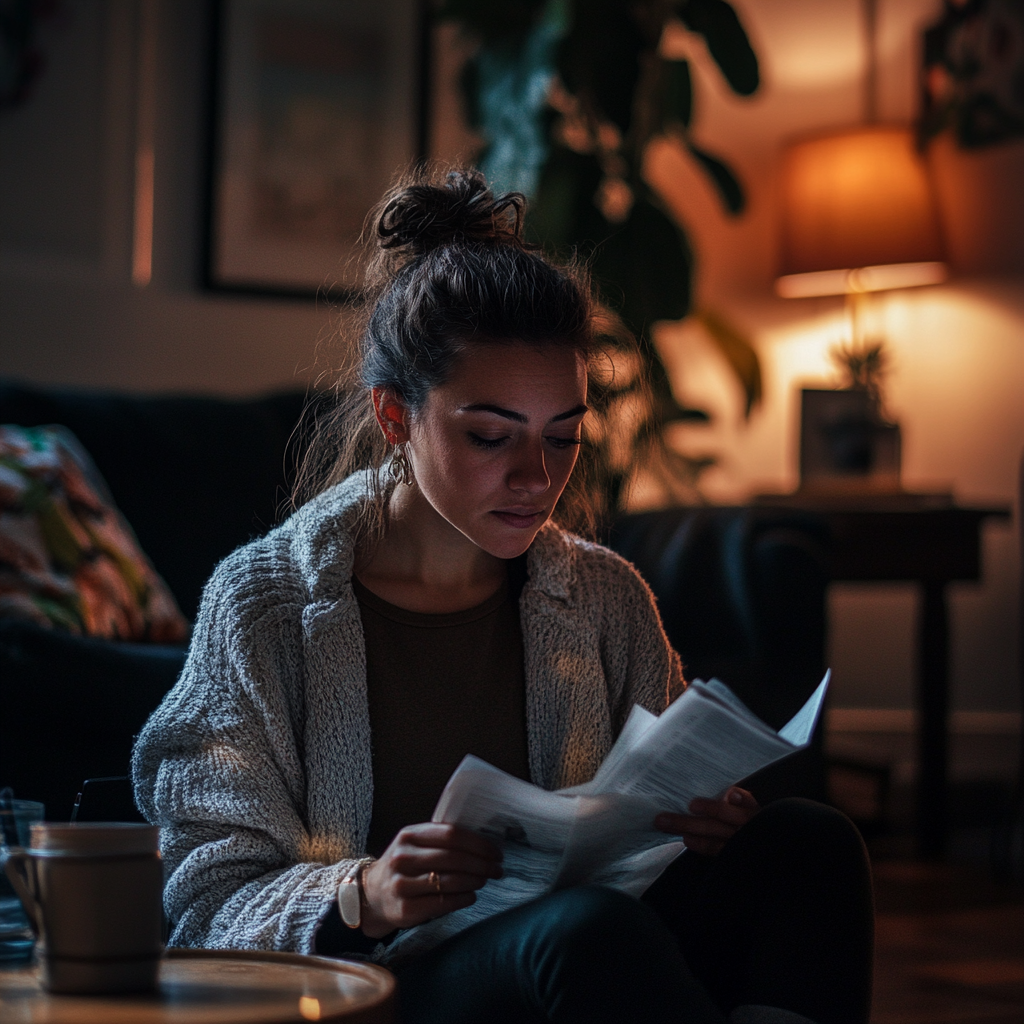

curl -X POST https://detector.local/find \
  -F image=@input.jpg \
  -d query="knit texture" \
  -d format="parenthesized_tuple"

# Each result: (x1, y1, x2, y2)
(132, 473, 683, 959)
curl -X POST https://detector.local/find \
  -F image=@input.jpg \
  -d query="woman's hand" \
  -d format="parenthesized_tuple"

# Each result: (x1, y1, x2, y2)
(359, 823, 503, 938)
(654, 787, 760, 857)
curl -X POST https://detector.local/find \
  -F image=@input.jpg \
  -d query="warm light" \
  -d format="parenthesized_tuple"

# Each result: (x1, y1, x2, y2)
(132, 145, 155, 288)
(132, 0, 158, 288)
(776, 261, 948, 298)
(298, 996, 322, 1020)
(776, 126, 946, 294)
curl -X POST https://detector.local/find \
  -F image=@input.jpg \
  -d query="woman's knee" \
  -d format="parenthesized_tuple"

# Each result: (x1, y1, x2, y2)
(526, 885, 675, 969)
(746, 798, 866, 856)
(521, 886, 701, 1014)
(536, 885, 656, 944)
(731, 798, 873, 903)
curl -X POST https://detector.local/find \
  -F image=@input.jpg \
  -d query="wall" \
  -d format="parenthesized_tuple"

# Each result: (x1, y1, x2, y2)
(1, 0, 1020, 717)
(0, 0, 336, 396)
(635, 0, 1023, 717)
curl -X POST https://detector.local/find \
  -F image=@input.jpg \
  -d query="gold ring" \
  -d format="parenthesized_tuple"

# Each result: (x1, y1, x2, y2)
(428, 871, 442, 897)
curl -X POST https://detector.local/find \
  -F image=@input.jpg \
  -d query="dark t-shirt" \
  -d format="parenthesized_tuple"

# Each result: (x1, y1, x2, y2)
(355, 566, 531, 858)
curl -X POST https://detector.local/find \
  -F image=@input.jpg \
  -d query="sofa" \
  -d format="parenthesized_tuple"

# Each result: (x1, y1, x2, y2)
(0, 380, 829, 820)
(0, 381, 306, 819)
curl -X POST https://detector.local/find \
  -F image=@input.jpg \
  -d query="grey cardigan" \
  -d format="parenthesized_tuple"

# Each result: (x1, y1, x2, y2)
(132, 473, 683, 959)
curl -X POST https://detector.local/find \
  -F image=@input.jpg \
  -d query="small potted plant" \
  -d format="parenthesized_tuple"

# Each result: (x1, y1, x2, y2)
(799, 340, 901, 492)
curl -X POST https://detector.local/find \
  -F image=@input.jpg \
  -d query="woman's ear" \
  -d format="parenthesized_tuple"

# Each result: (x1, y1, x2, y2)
(371, 387, 411, 444)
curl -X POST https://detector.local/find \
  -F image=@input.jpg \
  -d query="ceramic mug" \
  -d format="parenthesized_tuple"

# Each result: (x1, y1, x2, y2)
(3, 822, 163, 993)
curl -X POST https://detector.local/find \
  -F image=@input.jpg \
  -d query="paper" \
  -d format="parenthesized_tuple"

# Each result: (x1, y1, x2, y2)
(381, 671, 829, 963)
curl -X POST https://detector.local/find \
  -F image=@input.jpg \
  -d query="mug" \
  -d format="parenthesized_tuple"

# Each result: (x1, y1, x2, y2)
(3, 822, 163, 993)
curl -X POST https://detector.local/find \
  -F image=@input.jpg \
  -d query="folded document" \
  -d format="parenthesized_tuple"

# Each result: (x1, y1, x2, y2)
(380, 671, 830, 963)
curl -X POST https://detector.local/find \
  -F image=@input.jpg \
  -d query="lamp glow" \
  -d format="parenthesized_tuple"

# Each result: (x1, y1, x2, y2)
(776, 261, 948, 298)
(776, 126, 946, 296)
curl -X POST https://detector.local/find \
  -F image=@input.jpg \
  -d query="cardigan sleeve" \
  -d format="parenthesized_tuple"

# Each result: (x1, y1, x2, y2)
(591, 544, 685, 730)
(131, 544, 365, 955)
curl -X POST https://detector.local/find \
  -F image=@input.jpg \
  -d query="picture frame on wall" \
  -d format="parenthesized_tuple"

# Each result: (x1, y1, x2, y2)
(204, 0, 429, 298)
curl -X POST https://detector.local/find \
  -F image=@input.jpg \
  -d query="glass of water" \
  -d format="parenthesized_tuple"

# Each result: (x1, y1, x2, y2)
(1, 798, 45, 963)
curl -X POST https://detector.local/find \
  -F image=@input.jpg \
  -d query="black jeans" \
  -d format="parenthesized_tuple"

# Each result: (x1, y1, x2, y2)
(395, 799, 874, 1024)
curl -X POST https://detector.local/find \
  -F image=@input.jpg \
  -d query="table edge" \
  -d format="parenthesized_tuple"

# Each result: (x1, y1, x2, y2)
(165, 946, 396, 1000)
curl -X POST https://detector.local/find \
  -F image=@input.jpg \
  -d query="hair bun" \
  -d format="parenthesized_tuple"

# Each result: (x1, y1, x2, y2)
(376, 169, 525, 256)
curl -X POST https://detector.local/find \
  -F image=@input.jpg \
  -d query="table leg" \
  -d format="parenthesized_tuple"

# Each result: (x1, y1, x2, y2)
(916, 580, 949, 860)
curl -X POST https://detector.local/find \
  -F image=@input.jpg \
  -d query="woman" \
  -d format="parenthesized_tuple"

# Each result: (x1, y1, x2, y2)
(133, 170, 873, 1024)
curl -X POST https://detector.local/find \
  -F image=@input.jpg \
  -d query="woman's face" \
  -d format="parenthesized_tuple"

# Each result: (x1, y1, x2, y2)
(391, 341, 588, 560)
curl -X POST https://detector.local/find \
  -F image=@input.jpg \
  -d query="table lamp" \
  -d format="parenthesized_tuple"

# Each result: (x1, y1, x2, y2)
(774, 0, 948, 492)
(775, 0, 947, 301)
(775, 125, 946, 301)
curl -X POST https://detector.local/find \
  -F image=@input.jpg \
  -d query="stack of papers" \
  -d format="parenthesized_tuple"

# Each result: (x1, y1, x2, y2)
(381, 671, 830, 963)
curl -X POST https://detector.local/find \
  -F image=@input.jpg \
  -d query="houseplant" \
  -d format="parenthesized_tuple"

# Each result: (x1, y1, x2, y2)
(439, 0, 763, 510)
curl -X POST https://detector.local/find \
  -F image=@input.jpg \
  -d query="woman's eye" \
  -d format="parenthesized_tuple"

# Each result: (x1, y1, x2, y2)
(468, 433, 509, 450)
(546, 436, 582, 449)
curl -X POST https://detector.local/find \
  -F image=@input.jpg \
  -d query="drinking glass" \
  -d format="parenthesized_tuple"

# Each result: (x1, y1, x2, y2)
(0, 799, 44, 963)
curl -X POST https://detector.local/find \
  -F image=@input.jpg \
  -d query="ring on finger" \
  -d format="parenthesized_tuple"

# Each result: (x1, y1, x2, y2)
(428, 870, 442, 899)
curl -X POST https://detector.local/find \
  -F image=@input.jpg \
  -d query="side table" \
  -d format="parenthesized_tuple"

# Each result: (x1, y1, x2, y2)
(0, 947, 396, 1023)
(755, 492, 1011, 859)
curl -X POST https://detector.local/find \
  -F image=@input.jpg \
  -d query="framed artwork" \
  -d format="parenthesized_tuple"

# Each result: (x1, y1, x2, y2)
(204, 0, 429, 298)
(799, 389, 901, 492)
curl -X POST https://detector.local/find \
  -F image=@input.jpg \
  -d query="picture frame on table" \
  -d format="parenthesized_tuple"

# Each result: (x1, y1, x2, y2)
(204, 0, 430, 299)
(799, 388, 901, 493)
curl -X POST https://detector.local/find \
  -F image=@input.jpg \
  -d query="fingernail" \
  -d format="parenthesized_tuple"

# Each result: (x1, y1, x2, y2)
(729, 790, 744, 804)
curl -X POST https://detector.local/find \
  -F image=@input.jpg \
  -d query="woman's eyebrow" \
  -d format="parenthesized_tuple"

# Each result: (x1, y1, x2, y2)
(461, 403, 527, 422)
(460, 403, 588, 423)
(551, 404, 588, 422)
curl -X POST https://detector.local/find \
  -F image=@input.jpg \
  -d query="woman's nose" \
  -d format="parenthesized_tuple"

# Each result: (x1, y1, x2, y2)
(508, 440, 550, 494)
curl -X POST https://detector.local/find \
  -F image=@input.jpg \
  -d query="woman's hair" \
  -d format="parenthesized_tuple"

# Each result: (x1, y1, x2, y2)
(293, 167, 628, 543)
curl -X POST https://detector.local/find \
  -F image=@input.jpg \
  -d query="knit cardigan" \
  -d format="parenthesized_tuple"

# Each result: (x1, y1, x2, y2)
(131, 473, 683, 961)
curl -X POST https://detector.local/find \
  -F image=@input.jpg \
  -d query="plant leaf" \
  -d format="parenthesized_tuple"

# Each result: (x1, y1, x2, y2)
(661, 58, 692, 129)
(587, 193, 695, 426)
(458, 55, 482, 131)
(694, 307, 762, 416)
(666, 406, 711, 423)
(686, 140, 744, 214)
(590, 193, 693, 337)
(556, 0, 645, 136)
(528, 143, 605, 251)
(475, 11, 564, 197)
(437, 0, 549, 48)
(677, 0, 759, 96)
(957, 92, 1024, 149)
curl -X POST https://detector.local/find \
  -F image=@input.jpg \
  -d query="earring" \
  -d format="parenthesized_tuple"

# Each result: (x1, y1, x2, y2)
(388, 442, 414, 487)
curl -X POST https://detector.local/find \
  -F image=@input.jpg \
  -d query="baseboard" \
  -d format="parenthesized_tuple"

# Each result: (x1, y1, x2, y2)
(827, 708, 1022, 735)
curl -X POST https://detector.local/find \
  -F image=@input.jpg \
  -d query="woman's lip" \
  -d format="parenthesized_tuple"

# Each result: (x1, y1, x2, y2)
(491, 509, 546, 529)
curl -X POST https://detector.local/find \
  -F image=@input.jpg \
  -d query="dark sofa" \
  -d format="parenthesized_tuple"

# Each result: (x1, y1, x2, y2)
(0, 381, 306, 819)
(0, 380, 829, 820)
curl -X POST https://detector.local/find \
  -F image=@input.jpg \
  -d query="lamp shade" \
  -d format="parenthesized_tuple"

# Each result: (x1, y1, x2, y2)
(777, 126, 946, 297)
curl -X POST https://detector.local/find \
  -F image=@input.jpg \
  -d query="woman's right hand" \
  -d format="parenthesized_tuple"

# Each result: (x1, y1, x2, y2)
(359, 823, 503, 938)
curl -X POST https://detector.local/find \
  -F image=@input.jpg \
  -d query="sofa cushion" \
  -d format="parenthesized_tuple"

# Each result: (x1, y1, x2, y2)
(0, 384, 308, 619)
(0, 424, 188, 642)
(0, 619, 185, 819)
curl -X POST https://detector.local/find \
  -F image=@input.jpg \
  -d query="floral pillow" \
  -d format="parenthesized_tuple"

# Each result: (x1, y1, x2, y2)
(0, 424, 189, 643)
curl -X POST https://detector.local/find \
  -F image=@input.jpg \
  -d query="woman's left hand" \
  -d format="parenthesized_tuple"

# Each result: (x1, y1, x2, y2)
(654, 786, 760, 856)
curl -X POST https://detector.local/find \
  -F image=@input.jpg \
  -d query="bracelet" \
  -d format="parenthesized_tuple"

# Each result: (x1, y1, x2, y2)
(338, 858, 374, 930)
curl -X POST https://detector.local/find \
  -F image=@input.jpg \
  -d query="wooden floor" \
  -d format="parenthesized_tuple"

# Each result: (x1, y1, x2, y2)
(871, 860, 1024, 1024)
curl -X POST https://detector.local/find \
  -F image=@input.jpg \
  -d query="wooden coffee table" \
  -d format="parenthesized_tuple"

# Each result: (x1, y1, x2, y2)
(0, 947, 396, 1023)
